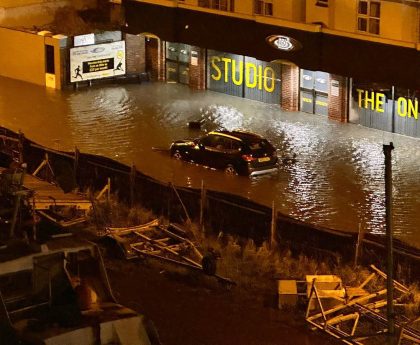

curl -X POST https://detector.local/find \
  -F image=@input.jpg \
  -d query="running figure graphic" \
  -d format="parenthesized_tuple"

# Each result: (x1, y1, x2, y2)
(74, 65, 83, 80)
(114, 60, 124, 72)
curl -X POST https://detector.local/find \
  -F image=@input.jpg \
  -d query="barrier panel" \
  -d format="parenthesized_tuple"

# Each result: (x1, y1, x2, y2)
(1, 127, 419, 282)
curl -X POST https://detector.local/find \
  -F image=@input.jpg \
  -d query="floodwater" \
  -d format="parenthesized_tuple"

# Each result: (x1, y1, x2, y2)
(1, 77, 419, 248)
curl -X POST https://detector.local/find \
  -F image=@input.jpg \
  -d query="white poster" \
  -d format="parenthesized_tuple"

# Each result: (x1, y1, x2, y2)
(70, 41, 126, 83)
(331, 80, 340, 97)
(74, 33, 95, 47)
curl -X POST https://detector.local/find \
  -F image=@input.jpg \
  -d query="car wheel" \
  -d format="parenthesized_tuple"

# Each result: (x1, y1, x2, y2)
(172, 150, 182, 160)
(224, 164, 237, 175)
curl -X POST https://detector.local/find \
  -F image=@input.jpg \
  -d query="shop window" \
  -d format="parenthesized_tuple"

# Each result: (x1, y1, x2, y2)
(166, 42, 190, 85)
(357, 0, 380, 35)
(45, 45, 55, 74)
(254, 0, 273, 16)
(198, 0, 234, 12)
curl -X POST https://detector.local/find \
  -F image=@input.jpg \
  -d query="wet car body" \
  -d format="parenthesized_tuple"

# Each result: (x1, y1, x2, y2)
(170, 131, 278, 176)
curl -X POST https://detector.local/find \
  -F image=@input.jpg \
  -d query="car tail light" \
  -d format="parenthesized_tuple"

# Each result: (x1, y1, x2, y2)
(242, 154, 256, 162)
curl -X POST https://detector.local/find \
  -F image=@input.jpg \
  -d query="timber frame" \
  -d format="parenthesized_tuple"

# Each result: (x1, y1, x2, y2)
(306, 265, 420, 345)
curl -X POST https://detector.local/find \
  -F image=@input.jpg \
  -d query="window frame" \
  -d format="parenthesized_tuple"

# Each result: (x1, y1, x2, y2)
(357, 0, 381, 35)
(254, 0, 273, 16)
(198, 0, 234, 12)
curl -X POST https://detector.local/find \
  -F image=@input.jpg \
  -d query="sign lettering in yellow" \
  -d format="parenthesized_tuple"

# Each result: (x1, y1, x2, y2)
(356, 89, 419, 120)
(316, 100, 328, 107)
(397, 97, 418, 119)
(211, 57, 276, 93)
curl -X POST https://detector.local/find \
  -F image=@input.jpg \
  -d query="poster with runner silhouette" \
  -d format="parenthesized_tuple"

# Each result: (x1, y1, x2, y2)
(70, 41, 126, 83)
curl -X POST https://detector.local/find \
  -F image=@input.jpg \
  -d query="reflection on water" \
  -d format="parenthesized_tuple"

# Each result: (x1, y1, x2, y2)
(0, 77, 419, 248)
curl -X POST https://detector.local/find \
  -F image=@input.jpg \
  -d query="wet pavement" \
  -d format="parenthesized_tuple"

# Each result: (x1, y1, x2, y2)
(0, 76, 419, 248)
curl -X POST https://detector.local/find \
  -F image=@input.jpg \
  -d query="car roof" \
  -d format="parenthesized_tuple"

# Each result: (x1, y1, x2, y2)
(208, 130, 264, 142)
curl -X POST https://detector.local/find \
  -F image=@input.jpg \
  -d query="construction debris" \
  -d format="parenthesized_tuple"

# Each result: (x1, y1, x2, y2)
(106, 221, 234, 286)
(303, 265, 420, 345)
(0, 156, 92, 230)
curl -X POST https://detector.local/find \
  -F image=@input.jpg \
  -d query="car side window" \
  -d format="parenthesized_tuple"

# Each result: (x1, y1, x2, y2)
(200, 135, 215, 147)
(201, 135, 242, 152)
(223, 138, 241, 153)
(213, 136, 226, 150)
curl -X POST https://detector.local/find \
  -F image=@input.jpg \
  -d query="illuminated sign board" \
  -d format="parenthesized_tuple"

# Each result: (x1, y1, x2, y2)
(70, 41, 126, 83)
(356, 89, 419, 119)
(210, 56, 276, 93)
(266, 35, 302, 52)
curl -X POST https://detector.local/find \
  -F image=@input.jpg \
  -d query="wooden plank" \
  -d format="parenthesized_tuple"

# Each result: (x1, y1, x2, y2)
(160, 226, 203, 260)
(14, 173, 92, 211)
(131, 247, 203, 271)
(370, 265, 410, 294)
(155, 237, 171, 243)
(107, 219, 159, 235)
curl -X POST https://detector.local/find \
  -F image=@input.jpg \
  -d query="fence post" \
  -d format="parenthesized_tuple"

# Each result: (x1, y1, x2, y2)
(130, 164, 136, 207)
(200, 180, 206, 233)
(18, 130, 24, 163)
(170, 182, 191, 224)
(354, 223, 364, 268)
(270, 200, 277, 250)
(107, 177, 111, 203)
(74, 146, 79, 187)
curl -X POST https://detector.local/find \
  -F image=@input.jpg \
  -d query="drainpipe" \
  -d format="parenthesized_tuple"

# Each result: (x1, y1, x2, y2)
(391, 86, 395, 134)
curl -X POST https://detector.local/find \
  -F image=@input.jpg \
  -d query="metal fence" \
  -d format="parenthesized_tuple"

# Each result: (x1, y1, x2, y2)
(1, 127, 419, 283)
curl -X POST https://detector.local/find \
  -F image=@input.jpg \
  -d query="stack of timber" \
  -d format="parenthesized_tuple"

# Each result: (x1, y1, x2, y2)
(24, 172, 91, 227)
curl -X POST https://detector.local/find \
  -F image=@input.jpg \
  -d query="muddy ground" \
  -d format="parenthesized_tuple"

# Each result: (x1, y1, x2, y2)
(105, 257, 339, 345)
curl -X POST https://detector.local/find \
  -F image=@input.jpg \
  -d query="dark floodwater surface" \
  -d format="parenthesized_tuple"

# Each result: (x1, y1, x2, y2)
(1, 77, 419, 248)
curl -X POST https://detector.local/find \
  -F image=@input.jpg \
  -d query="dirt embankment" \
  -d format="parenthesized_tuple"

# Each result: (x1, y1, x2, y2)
(105, 258, 339, 345)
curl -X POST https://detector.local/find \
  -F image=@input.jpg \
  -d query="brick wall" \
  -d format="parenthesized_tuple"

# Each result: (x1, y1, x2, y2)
(188, 46, 206, 90)
(158, 40, 165, 81)
(328, 74, 348, 122)
(145, 37, 165, 81)
(280, 64, 299, 111)
(125, 33, 145, 75)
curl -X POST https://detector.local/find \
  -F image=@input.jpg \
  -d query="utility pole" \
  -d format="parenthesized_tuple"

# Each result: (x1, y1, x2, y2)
(383, 142, 395, 345)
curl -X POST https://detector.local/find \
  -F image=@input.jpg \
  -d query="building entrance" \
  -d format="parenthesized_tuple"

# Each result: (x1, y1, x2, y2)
(166, 42, 190, 84)
(300, 70, 329, 116)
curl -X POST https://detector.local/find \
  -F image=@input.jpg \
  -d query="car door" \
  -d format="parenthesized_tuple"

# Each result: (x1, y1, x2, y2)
(199, 134, 226, 169)
(216, 137, 241, 169)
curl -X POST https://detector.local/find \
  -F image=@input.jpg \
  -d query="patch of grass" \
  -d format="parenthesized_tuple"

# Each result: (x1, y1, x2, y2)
(404, 284, 420, 320)
(87, 196, 156, 229)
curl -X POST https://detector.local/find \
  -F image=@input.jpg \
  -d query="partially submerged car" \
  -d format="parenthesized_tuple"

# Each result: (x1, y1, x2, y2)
(170, 130, 278, 176)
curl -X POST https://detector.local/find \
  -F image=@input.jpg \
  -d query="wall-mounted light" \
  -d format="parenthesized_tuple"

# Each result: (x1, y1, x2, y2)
(266, 35, 302, 52)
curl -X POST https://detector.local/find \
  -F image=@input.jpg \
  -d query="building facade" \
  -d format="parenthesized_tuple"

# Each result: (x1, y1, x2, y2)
(0, 0, 95, 28)
(120, 0, 420, 138)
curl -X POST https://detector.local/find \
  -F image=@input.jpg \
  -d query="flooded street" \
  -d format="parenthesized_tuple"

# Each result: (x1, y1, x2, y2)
(1, 76, 419, 248)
